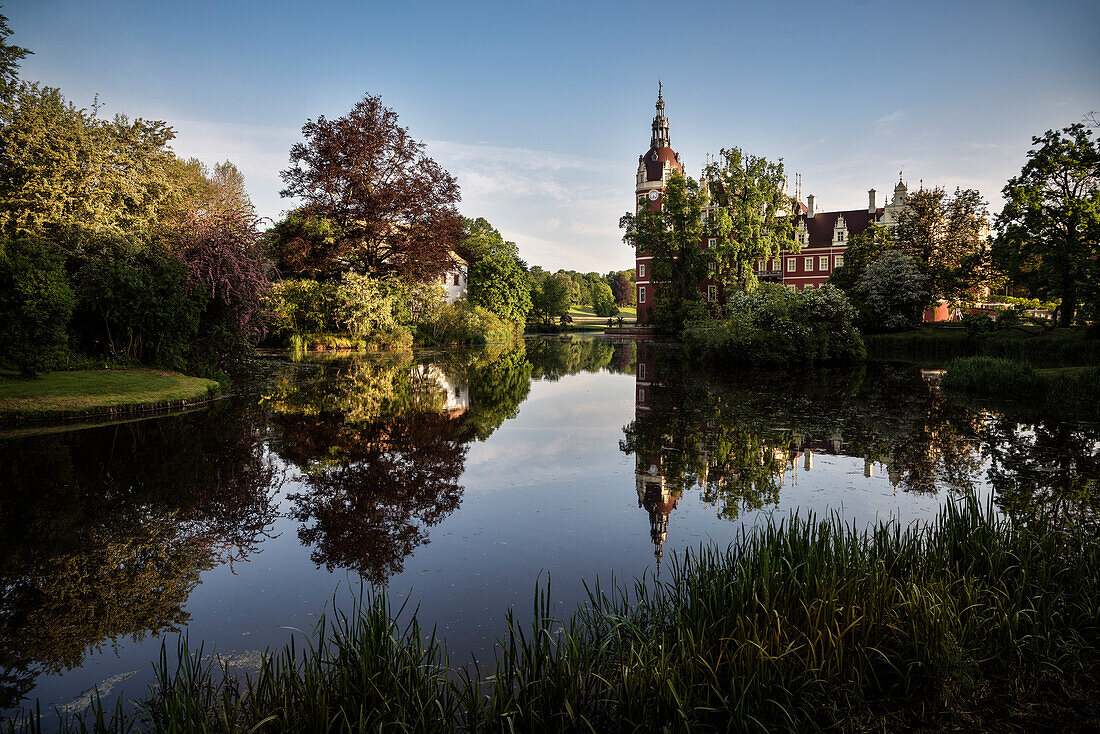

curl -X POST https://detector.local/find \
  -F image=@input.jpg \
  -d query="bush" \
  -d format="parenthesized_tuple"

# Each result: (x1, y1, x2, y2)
(962, 311, 996, 338)
(420, 301, 521, 345)
(70, 247, 203, 370)
(265, 278, 343, 341)
(338, 272, 415, 349)
(683, 284, 865, 365)
(0, 237, 75, 376)
(853, 251, 930, 333)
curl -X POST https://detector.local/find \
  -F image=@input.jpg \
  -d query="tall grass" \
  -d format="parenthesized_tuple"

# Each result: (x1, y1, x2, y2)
(9, 498, 1099, 733)
(866, 327, 1100, 366)
(943, 357, 1100, 416)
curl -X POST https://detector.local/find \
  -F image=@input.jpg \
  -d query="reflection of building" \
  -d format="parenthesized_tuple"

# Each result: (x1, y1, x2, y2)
(636, 456, 682, 572)
(412, 365, 470, 416)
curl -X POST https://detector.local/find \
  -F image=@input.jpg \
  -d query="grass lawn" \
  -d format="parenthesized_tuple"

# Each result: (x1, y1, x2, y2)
(0, 369, 220, 418)
(567, 304, 637, 325)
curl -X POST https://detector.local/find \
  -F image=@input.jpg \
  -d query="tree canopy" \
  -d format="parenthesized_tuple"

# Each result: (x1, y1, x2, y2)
(620, 171, 707, 332)
(994, 123, 1099, 326)
(280, 95, 462, 282)
(702, 147, 798, 292)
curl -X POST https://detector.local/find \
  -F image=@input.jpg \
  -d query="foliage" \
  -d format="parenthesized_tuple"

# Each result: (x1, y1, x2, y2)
(994, 123, 1099, 327)
(620, 171, 707, 332)
(702, 147, 798, 291)
(265, 207, 344, 281)
(0, 236, 74, 375)
(0, 11, 30, 101)
(338, 272, 416, 349)
(829, 222, 895, 293)
(0, 84, 177, 245)
(69, 241, 203, 369)
(891, 186, 995, 304)
(589, 278, 619, 317)
(29, 500, 1100, 733)
(853, 251, 931, 333)
(170, 202, 271, 369)
(280, 94, 462, 282)
(683, 283, 865, 365)
(265, 278, 343, 340)
(961, 312, 996, 338)
(528, 273, 571, 325)
(419, 301, 521, 346)
(608, 269, 635, 305)
(468, 255, 531, 324)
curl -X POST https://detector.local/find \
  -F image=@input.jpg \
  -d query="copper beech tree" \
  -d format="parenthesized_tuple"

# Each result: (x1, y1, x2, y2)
(279, 95, 462, 282)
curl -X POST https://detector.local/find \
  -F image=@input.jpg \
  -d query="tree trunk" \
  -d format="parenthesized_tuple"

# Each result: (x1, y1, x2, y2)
(1059, 275, 1077, 328)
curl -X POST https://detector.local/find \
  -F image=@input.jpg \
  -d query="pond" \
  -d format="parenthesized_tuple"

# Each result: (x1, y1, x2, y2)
(2, 336, 1098, 721)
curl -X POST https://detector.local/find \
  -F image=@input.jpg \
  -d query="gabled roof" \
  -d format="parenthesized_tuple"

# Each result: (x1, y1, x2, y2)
(797, 208, 884, 247)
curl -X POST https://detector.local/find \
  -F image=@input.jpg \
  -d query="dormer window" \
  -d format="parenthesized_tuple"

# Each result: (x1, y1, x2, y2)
(836, 230, 845, 242)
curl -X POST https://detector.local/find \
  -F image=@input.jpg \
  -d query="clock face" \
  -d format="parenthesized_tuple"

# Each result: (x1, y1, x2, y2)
(648, 191, 660, 201)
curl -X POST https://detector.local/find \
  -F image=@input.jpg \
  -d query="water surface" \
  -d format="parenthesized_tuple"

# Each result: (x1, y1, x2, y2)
(1, 336, 1097, 719)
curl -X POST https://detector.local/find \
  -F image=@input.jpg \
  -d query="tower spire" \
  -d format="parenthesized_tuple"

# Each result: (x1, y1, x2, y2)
(651, 81, 670, 149)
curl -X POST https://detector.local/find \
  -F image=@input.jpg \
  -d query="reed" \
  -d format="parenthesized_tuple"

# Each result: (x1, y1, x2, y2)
(9, 498, 1099, 733)
(943, 357, 1100, 415)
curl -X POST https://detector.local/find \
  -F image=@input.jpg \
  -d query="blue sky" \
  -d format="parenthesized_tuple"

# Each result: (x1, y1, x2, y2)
(8, 0, 1099, 272)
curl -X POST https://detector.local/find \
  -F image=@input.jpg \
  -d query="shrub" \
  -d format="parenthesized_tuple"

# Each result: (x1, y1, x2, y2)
(265, 279, 343, 341)
(70, 247, 203, 370)
(853, 251, 930, 333)
(0, 236, 75, 376)
(962, 311, 996, 338)
(683, 284, 865, 365)
(338, 272, 414, 349)
(420, 301, 521, 345)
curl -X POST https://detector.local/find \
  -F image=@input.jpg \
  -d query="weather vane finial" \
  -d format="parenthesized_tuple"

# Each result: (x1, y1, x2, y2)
(658, 79, 662, 100)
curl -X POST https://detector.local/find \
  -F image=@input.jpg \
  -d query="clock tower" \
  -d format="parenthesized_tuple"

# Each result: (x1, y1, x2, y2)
(634, 83, 683, 323)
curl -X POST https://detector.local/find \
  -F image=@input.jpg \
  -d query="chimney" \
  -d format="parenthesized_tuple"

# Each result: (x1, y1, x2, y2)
(868, 188, 878, 213)
(806, 194, 816, 217)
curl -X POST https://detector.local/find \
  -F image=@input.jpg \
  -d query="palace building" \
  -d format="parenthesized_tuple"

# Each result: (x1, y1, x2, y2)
(633, 87, 917, 323)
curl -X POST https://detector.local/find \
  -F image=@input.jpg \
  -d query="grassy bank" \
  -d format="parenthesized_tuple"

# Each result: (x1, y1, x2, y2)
(0, 369, 220, 421)
(13, 499, 1098, 733)
(941, 357, 1100, 416)
(865, 326, 1100, 366)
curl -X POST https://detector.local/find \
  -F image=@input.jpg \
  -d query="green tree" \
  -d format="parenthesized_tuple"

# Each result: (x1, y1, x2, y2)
(893, 187, 993, 304)
(590, 279, 619, 317)
(620, 171, 706, 333)
(701, 148, 799, 292)
(529, 273, 571, 325)
(0, 236, 74, 375)
(853, 251, 931, 333)
(468, 255, 532, 324)
(0, 11, 30, 101)
(608, 270, 635, 306)
(462, 217, 531, 324)
(994, 123, 1099, 327)
(829, 222, 895, 293)
(0, 84, 176, 245)
(267, 207, 345, 281)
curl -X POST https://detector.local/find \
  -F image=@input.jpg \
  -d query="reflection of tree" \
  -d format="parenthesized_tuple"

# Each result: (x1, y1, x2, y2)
(283, 411, 466, 584)
(0, 404, 279, 708)
(983, 418, 1100, 532)
(622, 349, 988, 534)
(526, 337, 616, 381)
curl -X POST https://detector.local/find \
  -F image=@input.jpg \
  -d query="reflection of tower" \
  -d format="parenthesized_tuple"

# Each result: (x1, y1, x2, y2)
(632, 340, 680, 574)
(636, 456, 681, 574)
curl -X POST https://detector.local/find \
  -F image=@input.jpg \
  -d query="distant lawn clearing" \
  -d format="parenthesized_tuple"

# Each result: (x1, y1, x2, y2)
(568, 304, 637, 325)
(0, 369, 220, 419)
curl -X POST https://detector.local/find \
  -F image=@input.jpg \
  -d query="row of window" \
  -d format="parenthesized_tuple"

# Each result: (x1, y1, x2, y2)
(755, 254, 844, 273)
(643, 276, 833, 305)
